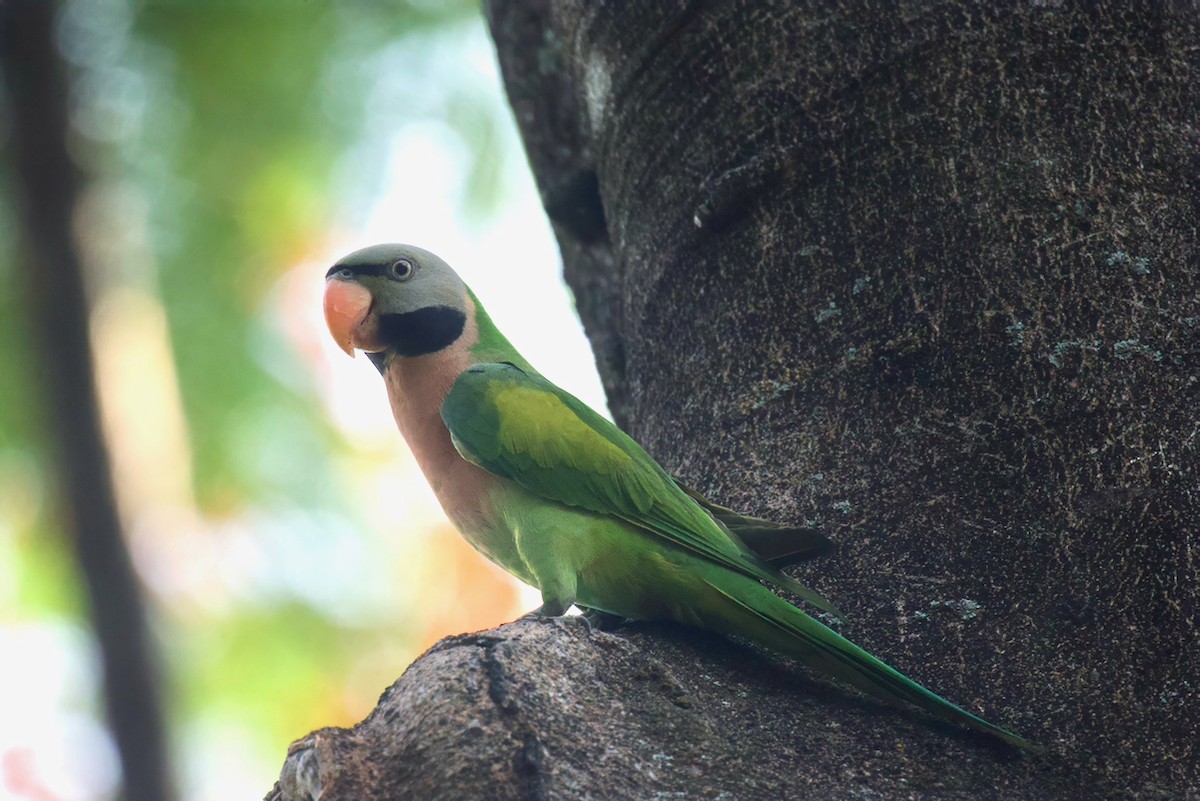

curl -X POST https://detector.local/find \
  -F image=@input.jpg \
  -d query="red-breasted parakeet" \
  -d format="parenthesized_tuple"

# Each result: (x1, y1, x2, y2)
(322, 243, 1035, 751)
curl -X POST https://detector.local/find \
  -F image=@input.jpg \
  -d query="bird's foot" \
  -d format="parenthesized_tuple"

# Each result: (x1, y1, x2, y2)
(517, 599, 573, 626)
(577, 606, 627, 632)
(529, 598, 573, 618)
(517, 604, 607, 635)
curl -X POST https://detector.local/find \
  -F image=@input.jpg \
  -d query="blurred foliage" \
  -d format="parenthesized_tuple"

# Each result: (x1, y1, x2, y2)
(0, 1, 531, 798)
(128, 0, 477, 508)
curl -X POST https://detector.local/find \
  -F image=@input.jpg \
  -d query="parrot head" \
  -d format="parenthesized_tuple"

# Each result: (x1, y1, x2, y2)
(323, 244, 469, 362)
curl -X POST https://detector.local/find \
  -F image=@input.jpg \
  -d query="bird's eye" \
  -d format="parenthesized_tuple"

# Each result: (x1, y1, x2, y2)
(389, 258, 415, 281)
(337, 267, 353, 280)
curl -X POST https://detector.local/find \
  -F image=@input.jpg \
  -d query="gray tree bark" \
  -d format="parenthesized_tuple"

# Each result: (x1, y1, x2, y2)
(269, 3, 1198, 799)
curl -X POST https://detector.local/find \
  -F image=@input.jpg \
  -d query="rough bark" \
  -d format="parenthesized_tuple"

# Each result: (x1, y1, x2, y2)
(270, 3, 1198, 799)
(270, 618, 1076, 801)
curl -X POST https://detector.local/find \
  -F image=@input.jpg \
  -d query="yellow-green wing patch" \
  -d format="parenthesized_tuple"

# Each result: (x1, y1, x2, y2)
(441, 362, 840, 617)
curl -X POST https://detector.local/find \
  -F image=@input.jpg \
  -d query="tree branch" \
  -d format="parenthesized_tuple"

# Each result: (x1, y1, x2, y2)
(0, 5, 176, 801)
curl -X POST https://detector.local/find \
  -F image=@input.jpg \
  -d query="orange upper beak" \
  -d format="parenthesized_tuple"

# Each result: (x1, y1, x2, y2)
(323, 277, 373, 357)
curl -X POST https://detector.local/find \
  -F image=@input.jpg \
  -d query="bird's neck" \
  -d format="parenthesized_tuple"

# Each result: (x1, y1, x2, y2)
(384, 295, 479, 453)
(380, 292, 523, 532)
(465, 288, 535, 373)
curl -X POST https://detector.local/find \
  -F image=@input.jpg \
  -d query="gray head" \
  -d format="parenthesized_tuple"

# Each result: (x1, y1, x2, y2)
(323, 244, 469, 364)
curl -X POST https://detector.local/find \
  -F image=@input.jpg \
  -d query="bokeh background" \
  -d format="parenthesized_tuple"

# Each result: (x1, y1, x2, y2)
(0, 2, 605, 798)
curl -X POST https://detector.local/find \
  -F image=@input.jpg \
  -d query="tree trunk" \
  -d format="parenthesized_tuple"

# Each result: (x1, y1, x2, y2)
(1, 6, 177, 801)
(269, 3, 1198, 798)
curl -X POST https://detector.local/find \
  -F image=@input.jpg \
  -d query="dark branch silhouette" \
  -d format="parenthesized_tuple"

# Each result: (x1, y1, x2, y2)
(0, 5, 176, 801)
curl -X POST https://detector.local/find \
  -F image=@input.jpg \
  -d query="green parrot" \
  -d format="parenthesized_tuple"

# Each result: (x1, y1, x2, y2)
(322, 243, 1036, 751)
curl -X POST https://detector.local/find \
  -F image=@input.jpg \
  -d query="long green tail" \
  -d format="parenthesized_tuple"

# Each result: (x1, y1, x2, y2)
(707, 581, 1040, 751)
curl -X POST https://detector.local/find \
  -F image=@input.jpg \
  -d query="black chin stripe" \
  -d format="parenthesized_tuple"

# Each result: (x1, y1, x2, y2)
(377, 306, 466, 356)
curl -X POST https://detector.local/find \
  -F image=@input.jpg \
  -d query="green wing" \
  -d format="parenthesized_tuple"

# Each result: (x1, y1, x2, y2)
(441, 362, 840, 617)
(673, 480, 834, 568)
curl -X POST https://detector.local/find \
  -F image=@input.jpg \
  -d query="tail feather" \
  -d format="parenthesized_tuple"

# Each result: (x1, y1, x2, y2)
(707, 581, 1040, 752)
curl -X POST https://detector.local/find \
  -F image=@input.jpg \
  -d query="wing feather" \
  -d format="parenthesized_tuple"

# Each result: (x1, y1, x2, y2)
(442, 362, 841, 617)
(674, 480, 835, 567)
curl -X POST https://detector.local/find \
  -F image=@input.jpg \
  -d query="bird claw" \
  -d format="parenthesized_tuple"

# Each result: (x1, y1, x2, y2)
(578, 606, 627, 632)
(516, 606, 610, 636)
